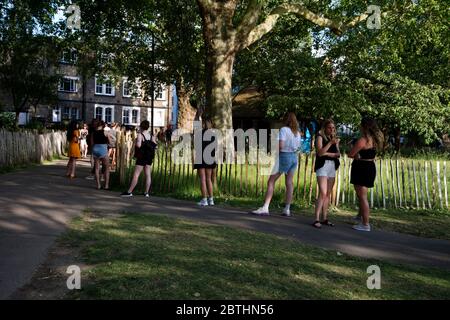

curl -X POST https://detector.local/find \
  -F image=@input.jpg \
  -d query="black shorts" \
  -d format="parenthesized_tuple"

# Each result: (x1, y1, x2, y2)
(350, 160, 376, 188)
(194, 163, 217, 170)
(136, 157, 153, 167)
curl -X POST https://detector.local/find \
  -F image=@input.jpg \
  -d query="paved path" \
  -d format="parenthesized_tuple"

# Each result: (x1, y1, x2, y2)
(1, 159, 450, 299)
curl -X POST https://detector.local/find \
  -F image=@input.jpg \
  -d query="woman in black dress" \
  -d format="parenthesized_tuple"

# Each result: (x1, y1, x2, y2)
(348, 118, 384, 232)
(194, 119, 217, 206)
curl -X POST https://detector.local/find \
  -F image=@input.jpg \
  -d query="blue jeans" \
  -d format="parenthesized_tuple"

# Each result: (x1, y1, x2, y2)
(278, 152, 298, 174)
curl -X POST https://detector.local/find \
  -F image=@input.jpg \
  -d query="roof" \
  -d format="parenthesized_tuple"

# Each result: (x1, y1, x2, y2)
(232, 86, 265, 119)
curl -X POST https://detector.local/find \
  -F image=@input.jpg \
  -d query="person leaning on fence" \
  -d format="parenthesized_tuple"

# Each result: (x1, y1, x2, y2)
(66, 120, 81, 179)
(252, 112, 302, 217)
(194, 118, 217, 206)
(348, 117, 384, 232)
(91, 120, 112, 190)
(312, 119, 341, 229)
(120, 120, 157, 198)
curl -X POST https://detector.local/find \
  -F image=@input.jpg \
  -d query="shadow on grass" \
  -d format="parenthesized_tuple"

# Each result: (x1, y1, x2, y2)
(62, 213, 450, 300)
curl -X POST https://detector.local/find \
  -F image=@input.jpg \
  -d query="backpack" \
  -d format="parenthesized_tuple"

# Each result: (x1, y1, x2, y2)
(138, 133, 157, 160)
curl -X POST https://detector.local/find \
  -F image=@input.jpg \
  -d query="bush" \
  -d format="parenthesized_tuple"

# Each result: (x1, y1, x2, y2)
(0, 112, 17, 131)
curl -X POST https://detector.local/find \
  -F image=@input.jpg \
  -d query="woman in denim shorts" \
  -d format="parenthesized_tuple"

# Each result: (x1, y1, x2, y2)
(252, 112, 302, 217)
(312, 120, 340, 228)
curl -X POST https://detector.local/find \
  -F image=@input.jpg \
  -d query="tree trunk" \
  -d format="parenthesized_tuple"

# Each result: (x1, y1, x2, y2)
(205, 53, 235, 130)
(198, 0, 237, 131)
(176, 83, 196, 132)
(394, 127, 401, 152)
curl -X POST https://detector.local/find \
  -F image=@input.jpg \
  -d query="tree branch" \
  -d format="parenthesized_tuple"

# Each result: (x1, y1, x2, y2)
(237, 3, 377, 51)
(235, 0, 263, 44)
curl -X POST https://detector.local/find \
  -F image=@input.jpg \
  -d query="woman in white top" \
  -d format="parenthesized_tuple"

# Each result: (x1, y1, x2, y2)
(253, 112, 302, 216)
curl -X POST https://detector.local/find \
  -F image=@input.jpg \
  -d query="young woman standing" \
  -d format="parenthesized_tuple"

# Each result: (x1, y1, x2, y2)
(194, 119, 217, 206)
(312, 120, 340, 228)
(121, 120, 156, 197)
(91, 121, 112, 190)
(252, 112, 302, 216)
(348, 117, 383, 232)
(66, 121, 81, 178)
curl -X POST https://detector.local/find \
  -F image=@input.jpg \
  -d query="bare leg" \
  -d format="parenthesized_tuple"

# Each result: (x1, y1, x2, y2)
(314, 176, 329, 222)
(128, 165, 144, 193)
(66, 158, 72, 176)
(355, 185, 370, 225)
(144, 165, 151, 193)
(322, 177, 335, 221)
(102, 157, 110, 189)
(285, 170, 295, 205)
(94, 158, 101, 189)
(205, 169, 214, 198)
(71, 158, 77, 177)
(263, 173, 282, 206)
(198, 169, 207, 198)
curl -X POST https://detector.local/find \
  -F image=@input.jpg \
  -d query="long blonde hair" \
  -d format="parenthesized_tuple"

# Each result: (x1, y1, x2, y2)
(284, 112, 300, 135)
(319, 119, 336, 141)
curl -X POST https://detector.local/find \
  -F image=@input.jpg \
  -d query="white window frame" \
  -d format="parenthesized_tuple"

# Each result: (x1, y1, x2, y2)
(155, 84, 166, 101)
(58, 76, 79, 93)
(122, 106, 140, 125)
(123, 78, 143, 98)
(61, 49, 77, 64)
(94, 104, 115, 123)
(123, 79, 131, 97)
(95, 76, 115, 96)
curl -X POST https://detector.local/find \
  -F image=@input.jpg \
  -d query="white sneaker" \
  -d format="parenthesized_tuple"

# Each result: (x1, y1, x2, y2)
(207, 198, 214, 206)
(282, 208, 291, 217)
(197, 199, 208, 206)
(352, 223, 371, 232)
(252, 207, 269, 216)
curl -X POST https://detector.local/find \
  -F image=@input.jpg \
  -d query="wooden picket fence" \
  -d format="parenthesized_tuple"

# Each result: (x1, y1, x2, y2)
(116, 131, 449, 211)
(0, 129, 67, 169)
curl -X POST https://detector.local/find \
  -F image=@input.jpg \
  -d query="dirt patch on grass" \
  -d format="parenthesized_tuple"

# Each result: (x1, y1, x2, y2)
(10, 241, 91, 300)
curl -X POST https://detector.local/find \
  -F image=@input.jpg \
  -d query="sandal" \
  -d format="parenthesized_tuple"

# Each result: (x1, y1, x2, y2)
(312, 221, 322, 229)
(321, 219, 334, 227)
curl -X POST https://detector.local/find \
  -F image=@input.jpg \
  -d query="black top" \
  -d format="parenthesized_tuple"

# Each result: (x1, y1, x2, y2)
(314, 134, 340, 172)
(93, 130, 109, 145)
(358, 148, 376, 160)
(195, 128, 216, 164)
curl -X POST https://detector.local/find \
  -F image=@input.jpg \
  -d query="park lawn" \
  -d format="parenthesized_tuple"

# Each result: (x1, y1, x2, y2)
(62, 212, 450, 300)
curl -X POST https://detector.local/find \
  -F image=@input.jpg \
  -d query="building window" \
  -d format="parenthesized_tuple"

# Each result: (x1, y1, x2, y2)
(61, 49, 77, 64)
(52, 106, 61, 122)
(123, 80, 130, 97)
(155, 85, 166, 101)
(123, 79, 143, 98)
(95, 76, 115, 96)
(95, 105, 114, 123)
(122, 107, 140, 125)
(71, 108, 78, 120)
(61, 107, 79, 121)
(58, 77, 78, 92)
(150, 108, 166, 127)
(63, 107, 70, 119)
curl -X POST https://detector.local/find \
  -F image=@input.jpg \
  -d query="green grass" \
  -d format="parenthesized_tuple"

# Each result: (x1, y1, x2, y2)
(62, 212, 450, 300)
(111, 161, 450, 240)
